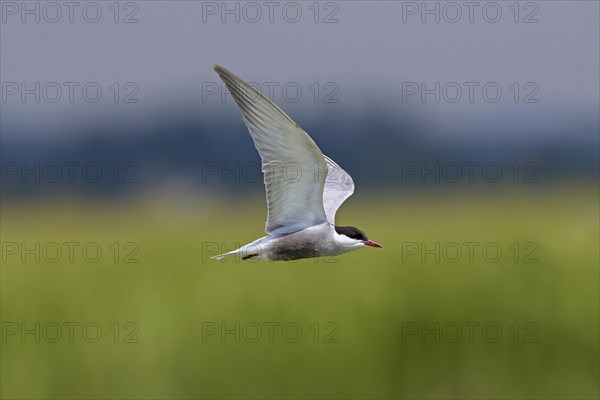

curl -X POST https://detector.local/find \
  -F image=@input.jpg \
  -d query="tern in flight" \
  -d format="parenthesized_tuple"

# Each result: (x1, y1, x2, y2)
(212, 65, 382, 261)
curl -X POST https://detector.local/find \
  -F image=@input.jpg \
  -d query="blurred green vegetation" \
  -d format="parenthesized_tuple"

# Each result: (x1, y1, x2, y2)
(1, 186, 598, 399)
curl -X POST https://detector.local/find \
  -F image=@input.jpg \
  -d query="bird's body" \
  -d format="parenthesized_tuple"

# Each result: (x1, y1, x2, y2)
(213, 222, 365, 261)
(211, 65, 382, 261)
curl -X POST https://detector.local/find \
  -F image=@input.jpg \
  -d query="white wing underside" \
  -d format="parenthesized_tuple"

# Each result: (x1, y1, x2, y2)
(322, 155, 355, 225)
(213, 65, 354, 233)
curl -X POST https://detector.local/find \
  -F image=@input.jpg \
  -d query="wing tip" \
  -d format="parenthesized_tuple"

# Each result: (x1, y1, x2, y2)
(213, 64, 233, 79)
(212, 64, 225, 76)
(212, 64, 244, 94)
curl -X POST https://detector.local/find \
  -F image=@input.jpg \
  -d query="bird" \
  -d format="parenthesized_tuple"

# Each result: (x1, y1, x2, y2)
(211, 65, 382, 261)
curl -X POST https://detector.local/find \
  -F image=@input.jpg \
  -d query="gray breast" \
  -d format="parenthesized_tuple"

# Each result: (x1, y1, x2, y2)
(267, 223, 336, 261)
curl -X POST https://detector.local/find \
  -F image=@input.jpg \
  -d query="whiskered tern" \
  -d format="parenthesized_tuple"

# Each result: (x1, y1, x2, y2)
(212, 65, 382, 261)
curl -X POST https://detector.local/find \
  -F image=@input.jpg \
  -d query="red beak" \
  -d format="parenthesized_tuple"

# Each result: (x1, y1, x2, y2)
(363, 240, 383, 248)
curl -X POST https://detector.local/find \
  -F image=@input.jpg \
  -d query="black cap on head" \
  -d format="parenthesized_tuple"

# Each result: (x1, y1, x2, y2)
(335, 226, 368, 241)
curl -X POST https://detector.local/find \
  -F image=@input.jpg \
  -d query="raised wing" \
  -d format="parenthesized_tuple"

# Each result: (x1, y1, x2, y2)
(213, 65, 328, 234)
(322, 156, 354, 225)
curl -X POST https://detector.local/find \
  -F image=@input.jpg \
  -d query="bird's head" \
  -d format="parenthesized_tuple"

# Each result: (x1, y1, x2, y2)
(334, 226, 383, 250)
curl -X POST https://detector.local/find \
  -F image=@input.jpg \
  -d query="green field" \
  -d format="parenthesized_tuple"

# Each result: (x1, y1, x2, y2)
(1, 186, 598, 399)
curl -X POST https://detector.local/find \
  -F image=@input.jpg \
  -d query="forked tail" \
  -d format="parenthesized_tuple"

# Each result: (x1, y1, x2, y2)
(211, 250, 259, 261)
(211, 239, 266, 260)
(211, 250, 239, 260)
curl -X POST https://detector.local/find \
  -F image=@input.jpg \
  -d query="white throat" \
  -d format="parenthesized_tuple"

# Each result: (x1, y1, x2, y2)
(332, 230, 365, 253)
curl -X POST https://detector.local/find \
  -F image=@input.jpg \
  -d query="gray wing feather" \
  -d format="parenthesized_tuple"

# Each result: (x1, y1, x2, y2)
(213, 65, 328, 233)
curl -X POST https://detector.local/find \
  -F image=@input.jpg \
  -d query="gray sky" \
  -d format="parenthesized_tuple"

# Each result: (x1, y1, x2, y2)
(2, 1, 599, 139)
